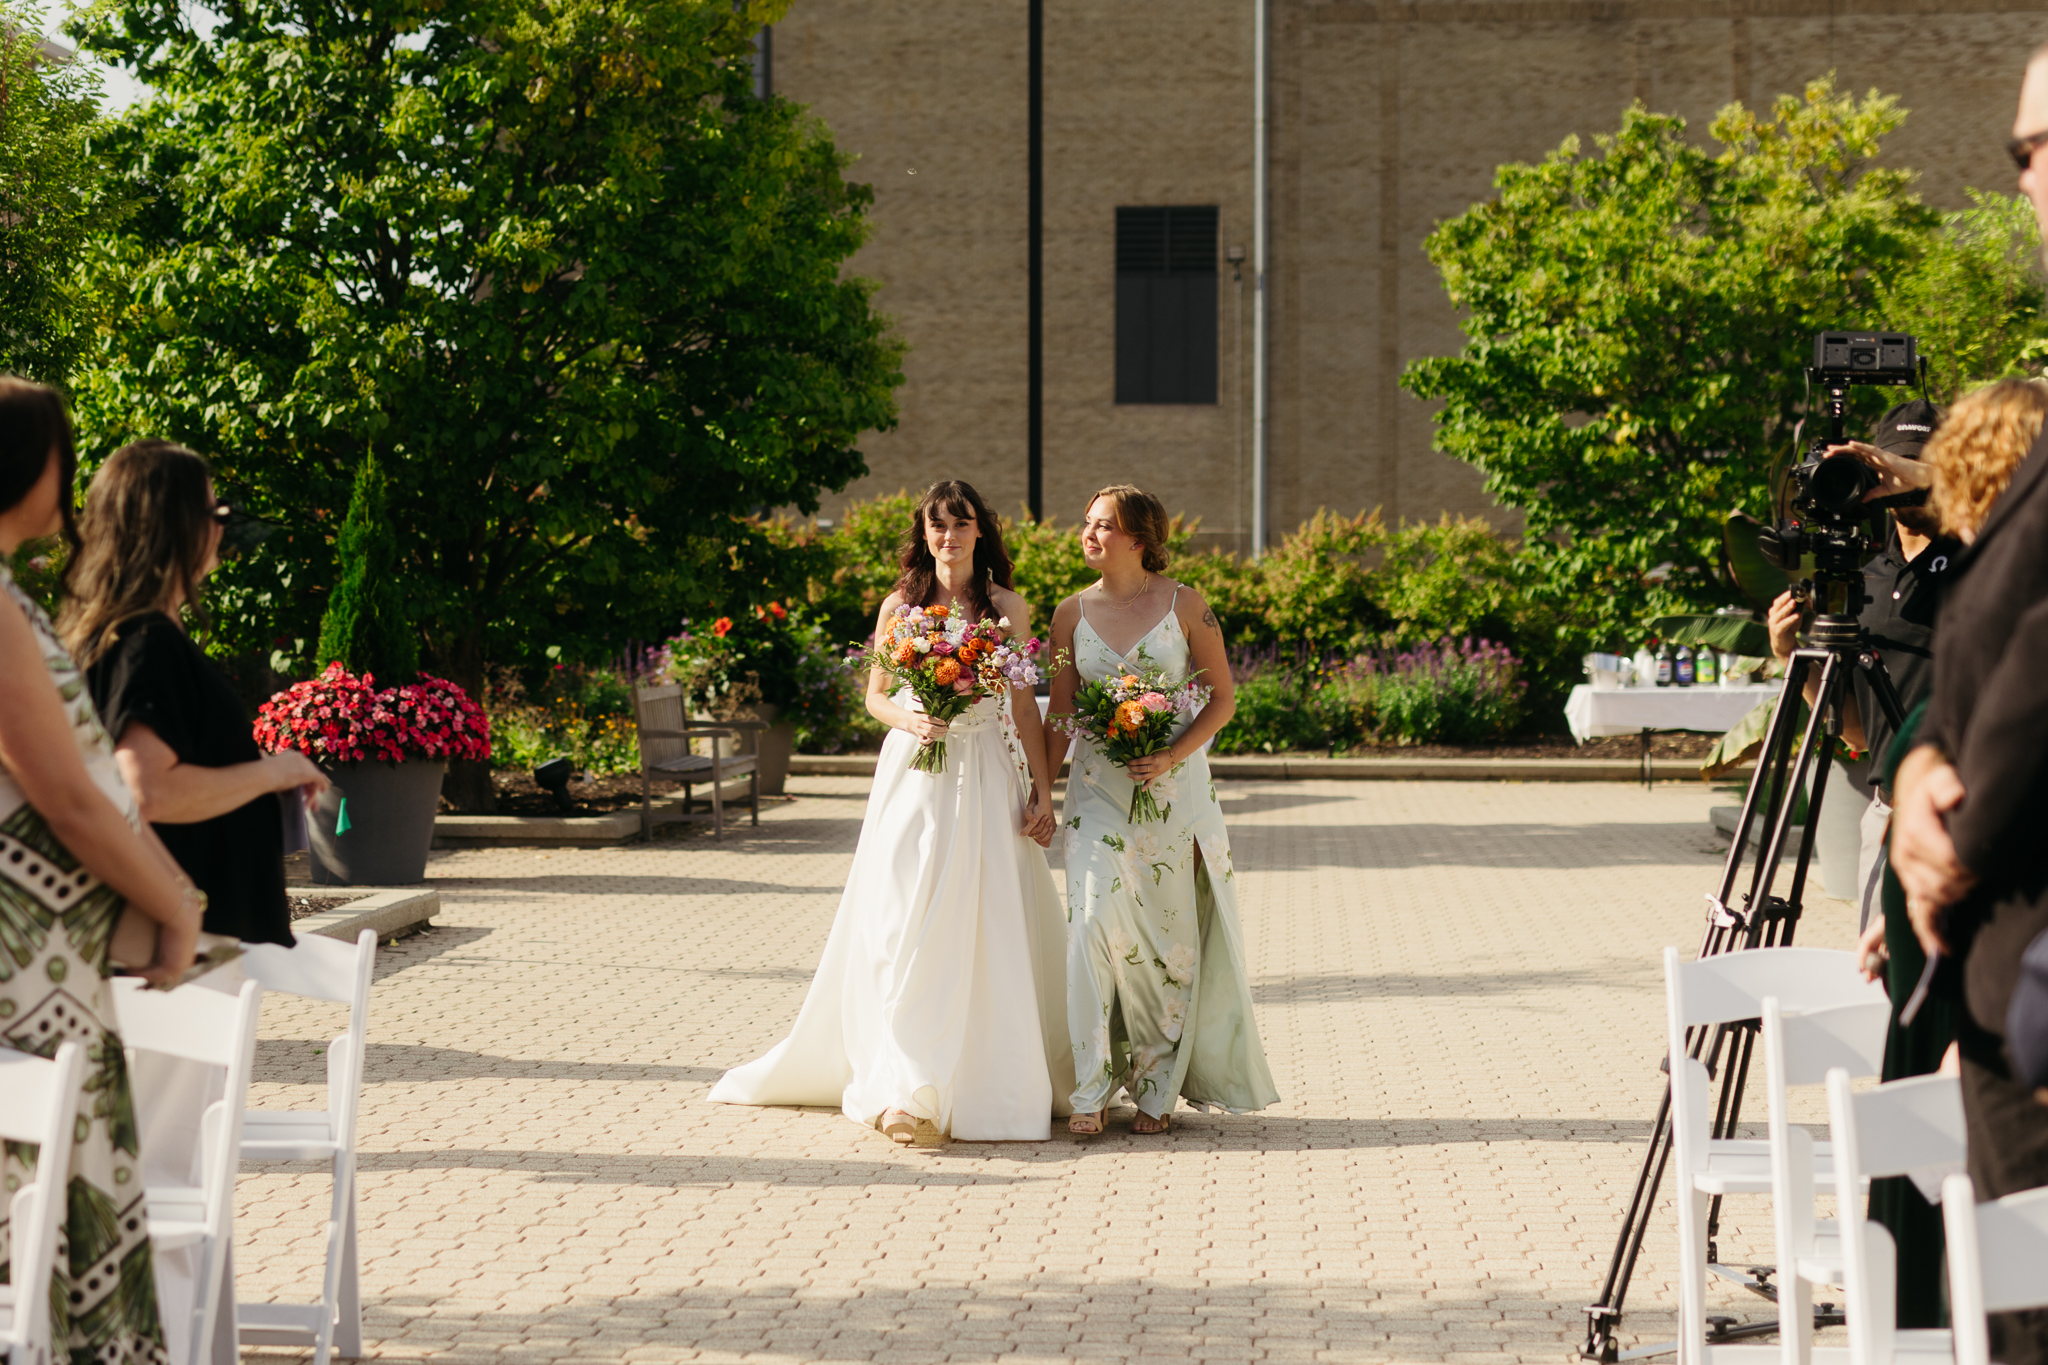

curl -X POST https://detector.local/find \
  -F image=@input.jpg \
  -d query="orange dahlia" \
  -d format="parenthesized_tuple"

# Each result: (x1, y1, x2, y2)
(933, 658, 963, 686)
(893, 641, 919, 666)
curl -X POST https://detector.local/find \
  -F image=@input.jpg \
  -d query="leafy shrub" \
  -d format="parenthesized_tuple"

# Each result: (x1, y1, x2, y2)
(487, 665, 639, 775)
(1213, 637, 1524, 751)
(1362, 638, 1526, 745)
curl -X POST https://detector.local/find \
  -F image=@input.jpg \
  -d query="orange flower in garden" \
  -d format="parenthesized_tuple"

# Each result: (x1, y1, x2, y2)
(1116, 700, 1148, 730)
(893, 641, 919, 666)
(933, 657, 962, 686)
(927, 605, 949, 619)
(712, 617, 733, 637)
(769, 601, 787, 619)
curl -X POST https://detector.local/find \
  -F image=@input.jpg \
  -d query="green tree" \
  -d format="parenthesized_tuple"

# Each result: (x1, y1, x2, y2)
(316, 452, 419, 685)
(1400, 78, 2039, 646)
(1875, 190, 2047, 403)
(0, 8, 112, 383)
(72, 0, 902, 806)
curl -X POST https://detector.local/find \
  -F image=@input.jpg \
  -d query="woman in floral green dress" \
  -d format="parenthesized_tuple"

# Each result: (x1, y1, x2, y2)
(1044, 485, 1279, 1134)
(0, 378, 205, 1365)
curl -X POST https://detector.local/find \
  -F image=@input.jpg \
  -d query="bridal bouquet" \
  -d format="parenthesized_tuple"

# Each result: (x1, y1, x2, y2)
(1055, 658, 1209, 823)
(851, 602, 1047, 774)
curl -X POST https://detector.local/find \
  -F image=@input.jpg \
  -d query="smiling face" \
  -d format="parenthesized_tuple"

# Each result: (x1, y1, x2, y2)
(922, 498, 981, 568)
(2021, 56, 2048, 261)
(1080, 497, 1136, 570)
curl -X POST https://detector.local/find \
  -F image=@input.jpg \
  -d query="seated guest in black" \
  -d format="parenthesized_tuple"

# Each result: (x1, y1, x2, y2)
(61, 439, 327, 946)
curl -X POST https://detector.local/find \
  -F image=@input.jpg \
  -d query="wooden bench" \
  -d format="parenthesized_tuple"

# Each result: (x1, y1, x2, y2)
(630, 683, 761, 840)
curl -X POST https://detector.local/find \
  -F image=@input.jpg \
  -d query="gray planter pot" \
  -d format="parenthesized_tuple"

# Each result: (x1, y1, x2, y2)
(311, 759, 447, 886)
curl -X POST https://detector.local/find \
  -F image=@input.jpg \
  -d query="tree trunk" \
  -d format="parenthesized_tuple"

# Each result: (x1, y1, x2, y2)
(432, 631, 496, 813)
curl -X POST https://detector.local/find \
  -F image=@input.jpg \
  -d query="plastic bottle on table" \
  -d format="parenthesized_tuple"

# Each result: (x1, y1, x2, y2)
(1695, 647, 1719, 686)
(1675, 645, 1696, 687)
(1632, 644, 1656, 687)
(1654, 641, 1674, 687)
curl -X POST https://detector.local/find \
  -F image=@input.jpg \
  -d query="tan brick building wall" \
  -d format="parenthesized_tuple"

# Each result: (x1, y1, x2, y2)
(775, 0, 2045, 557)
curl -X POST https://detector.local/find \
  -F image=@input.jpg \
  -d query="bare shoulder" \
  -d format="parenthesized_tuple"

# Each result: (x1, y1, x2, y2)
(1173, 583, 1222, 636)
(877, 590, 906, 615)
(1050, 593, 1083, 630)
(988, 584, 1032, 630)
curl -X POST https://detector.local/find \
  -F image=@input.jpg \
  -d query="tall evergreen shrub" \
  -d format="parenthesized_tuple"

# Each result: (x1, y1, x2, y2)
(317, 453, 418, 685)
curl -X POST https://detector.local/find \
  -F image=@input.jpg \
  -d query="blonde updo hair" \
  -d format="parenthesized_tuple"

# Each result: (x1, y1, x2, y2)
(1086, 484, 1171, 573)
(1927, 378, 2048, 538)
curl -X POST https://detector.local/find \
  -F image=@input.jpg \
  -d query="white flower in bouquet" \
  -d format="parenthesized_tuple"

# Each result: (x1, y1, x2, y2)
(911, 636, 931, 654)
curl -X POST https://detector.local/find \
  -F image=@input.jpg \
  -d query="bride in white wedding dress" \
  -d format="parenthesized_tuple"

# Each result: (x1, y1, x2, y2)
(709, 480, 1076, 1141)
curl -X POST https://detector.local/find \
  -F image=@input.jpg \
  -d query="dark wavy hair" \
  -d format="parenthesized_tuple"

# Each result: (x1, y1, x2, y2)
(894, 480, 1013, 624)
(0, 376, 80, 558)
(59, 440, 216, 667)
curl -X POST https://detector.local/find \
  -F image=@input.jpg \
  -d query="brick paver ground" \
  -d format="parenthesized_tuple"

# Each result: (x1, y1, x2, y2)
(233, 776, 1860, 1364)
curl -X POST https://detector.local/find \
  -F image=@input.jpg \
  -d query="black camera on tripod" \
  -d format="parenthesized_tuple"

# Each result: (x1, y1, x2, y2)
(1760, 333, 1927, 633)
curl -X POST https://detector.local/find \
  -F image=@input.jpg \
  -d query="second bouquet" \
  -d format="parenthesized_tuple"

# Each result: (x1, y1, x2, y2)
(854, 602, 1047, 774)
(1055, 657, 1211, 822)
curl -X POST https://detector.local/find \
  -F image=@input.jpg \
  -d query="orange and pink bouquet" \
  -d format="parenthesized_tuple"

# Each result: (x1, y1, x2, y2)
(851, 601, 1048, 774)
(1053, 657, 1209, 822)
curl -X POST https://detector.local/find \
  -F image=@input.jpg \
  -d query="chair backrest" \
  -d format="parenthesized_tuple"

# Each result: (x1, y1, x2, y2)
(633, 683, 690, 768)
(1944, 1173, 2048, 1365)
(1664, 946, 1882, 1036)
(1827, 1069, 1965, 1365)
(0, 1042, 86, 1360)
(241, 928, 375, 1141)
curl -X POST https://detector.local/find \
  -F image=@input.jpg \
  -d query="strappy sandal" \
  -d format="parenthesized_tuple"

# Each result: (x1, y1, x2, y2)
(1131, 1111, 1170, 1135)
(881, 1109, 917, 1144)
(1068, 1109, 1107, 1136)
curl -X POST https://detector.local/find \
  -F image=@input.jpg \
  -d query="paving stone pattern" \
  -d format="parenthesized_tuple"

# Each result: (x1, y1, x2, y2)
(234, 777, 1858, 1363)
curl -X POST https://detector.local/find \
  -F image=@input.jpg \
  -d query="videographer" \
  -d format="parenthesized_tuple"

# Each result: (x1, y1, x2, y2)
(1766, 400, 1957, 937)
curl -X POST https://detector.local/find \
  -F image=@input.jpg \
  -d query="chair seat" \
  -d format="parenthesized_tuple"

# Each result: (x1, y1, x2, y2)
(651, 754, 714, 778)
(145, 1184, 210, 1250)
(242, 1111, 340, 1160)
(1692, 1138, 1855, 1195)
(238, 1302, 330, 1340)
(1791, 1219, 1845, 1284)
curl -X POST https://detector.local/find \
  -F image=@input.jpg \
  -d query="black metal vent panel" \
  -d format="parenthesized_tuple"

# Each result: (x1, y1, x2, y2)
(1116, 206, 1219, 276)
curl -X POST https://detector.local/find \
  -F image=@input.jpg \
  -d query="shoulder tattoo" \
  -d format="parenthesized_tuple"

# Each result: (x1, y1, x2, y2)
(1201, 607, 1219, 631)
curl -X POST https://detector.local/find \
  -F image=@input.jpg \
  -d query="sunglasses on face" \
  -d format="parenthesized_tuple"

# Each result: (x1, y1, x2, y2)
(2009, 128, 2048, 172)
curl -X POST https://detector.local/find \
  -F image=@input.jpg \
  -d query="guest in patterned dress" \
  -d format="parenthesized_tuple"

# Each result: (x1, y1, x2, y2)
(0, 377, 206, 1365)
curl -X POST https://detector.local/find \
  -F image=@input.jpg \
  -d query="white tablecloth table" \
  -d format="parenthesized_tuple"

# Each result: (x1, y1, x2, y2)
(1564, 682, 1780, 741)
(1565, 682, 1780, 785)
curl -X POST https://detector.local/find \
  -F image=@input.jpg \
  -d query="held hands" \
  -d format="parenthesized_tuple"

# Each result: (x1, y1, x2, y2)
(1824, 441, 1934, 502)
(1022, 792, 1056, 847)
(1124, 749, 1180, 786)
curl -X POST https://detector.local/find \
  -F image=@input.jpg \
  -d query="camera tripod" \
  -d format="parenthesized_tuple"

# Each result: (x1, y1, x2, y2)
(1581, 598, 1905, 1364)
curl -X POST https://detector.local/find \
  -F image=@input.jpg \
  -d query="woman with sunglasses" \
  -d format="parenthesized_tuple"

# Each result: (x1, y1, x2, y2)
(62, 440, 328, 950)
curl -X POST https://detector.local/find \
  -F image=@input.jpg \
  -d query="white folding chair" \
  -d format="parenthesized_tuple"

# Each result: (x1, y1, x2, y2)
(1662, 946, 1887, 1365)
(1754, 998, 1893, 1365)
(233, 929, 375, 1365)
(0, 1042, 87, 1365)
(1944, 1172, 2048, 1365)
(1789, 1067, 1966, 1365)
(112, 978, 262, 1365)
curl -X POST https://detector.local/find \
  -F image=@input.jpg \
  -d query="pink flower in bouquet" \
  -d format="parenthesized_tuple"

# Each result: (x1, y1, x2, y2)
(931, 640, 955, 656)
(952, 676, 975, 694)
(1138, 692, 1170, 713)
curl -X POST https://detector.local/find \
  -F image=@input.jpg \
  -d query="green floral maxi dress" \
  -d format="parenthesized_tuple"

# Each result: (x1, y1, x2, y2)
(1060, 591, 1280, 1120)
(0, 564, 168, 1365)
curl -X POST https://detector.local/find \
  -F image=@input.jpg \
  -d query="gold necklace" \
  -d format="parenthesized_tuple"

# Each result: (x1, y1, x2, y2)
(1096, 575, 1151, 609)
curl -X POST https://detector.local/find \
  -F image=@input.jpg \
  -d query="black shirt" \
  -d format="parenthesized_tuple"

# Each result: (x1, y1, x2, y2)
(86, 614, 293, 946)
(1851, 532, 1960, 784)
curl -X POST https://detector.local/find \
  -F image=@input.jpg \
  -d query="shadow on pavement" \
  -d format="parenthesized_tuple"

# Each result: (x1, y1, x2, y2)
(353, 1147, 1034, 1186)
(255, 1039, 725, 1087)
(429, 875, 847, 897)
(1234, 821, 1720, 870)
(1251, 964, 1650, 1003)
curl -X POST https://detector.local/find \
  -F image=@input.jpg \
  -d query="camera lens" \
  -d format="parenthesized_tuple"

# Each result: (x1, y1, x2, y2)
(1806, 453, 1871, 511)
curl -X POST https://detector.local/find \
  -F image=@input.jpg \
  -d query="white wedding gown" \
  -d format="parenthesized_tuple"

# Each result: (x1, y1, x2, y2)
(709, 688, 1075, 1139)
